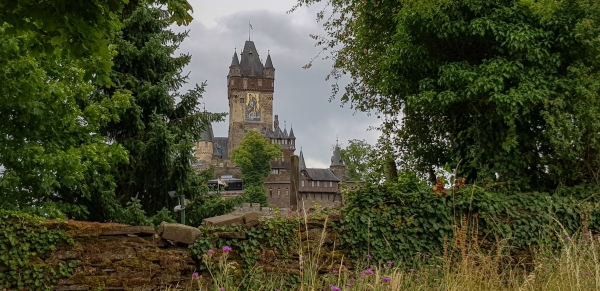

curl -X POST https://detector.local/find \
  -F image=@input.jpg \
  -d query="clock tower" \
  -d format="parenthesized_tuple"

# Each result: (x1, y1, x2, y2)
(227, 41, 275, 158)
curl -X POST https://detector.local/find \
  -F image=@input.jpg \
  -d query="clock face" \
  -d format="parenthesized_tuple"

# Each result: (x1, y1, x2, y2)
(245, 93, 261, 121)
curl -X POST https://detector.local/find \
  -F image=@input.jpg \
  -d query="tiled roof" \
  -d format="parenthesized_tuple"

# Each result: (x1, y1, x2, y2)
(304, 168, 340, 182)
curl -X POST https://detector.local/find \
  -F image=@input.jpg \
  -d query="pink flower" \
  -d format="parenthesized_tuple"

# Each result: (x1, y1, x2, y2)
(409, 268, 415, 273)
(382, 277, 391, 283)
(366, 253, 372, 259)
(387, 260, 393, 265)
(364, 268, 374, 275)
(332, 270, 338, 274)
(208, 249, 215, 255)
(222, 246, 233, 253)
(192, 272, 199, 279)
(330, 285, 341, 291)
(219, 288, 224, 291)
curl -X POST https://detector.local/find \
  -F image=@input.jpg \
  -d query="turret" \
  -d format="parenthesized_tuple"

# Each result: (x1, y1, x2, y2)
(263, 53, 275, 79)
(330, 140, 346, 181)
(228, 50, 241, 77)
(195, 122, 215, 166)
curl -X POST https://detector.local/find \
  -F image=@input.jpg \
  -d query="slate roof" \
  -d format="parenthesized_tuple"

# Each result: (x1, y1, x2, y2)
(288, 126, 295, 139)
(330, 144, 344, 167)
(239, 41, 264, 77)
(230, 51, 240, 67)
(265, 54, 274, 69)
(304, 168, 340, 182)
(199, 123, 214, 142)
(213, 137, 229, 159)
(299, 149, 307, 171)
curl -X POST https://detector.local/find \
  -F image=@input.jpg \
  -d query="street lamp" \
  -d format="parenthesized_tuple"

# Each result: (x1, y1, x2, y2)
(169, 190, 185, 225)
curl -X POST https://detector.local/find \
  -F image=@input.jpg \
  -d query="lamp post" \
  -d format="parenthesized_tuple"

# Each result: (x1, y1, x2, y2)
(169, 191, 185, 225)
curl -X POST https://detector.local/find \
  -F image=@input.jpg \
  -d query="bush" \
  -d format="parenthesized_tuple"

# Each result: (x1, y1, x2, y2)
(243, 185, 268, 207)
(341, 172, 600, 263)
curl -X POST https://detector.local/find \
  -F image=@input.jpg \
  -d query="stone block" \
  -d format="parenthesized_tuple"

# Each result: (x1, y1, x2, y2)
(159, 222, 202, 245)
(243, 220, 260, 229)
(54, 250, 81, 260)
(251, 203, 261, 212)
(242, 203, 251, 208)
(243, 212, 259, 223)
(101, 226, 156, 237)
(202, 214, 244, 227)
(56, 286, 89, 291)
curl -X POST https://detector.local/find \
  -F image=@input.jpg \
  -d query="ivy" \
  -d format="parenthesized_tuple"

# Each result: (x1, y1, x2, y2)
(190, 217, 300, 269)
(0, 210, 76, 290)
(341, 173, 600, 264)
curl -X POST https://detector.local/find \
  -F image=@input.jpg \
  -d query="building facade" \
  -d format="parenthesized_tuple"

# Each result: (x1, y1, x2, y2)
(194, 40, 347, 209)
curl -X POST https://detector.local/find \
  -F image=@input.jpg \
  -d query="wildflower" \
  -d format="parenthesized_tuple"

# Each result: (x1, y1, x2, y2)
(332, 270, 338, 274)
(387, 260, 393, 265)
(222, 246, 233, 253)
(382, 277, 391, 283)
(330, 285, 341, 291)
(409, 268, 415, 273)
(585, 272, 590, 276)
(565, 237, 571, 242)
(425, 254, 431, 258)
(366, 254, 372, 259)
(346, 284, 353, 287)
(219, 288, 224, 291)
(208, 249, 215, 255)
(351, 278, 356, 282)
(192, 272, 199, 279)
(415, 279, 420, 283)
(584, 232, 590, 237)
(501, 279, 507, 284)
(364, 268, 374, 275)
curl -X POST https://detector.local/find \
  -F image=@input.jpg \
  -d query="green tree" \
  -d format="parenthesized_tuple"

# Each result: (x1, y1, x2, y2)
(295, 0, 600, 190)
(231, 130, 282, 188)
(96, 1, 225, 217)
(340, 139, 384, 182)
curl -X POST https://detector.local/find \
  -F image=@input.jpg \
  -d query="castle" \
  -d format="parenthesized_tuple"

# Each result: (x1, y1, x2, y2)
(193, 40, 350, 209)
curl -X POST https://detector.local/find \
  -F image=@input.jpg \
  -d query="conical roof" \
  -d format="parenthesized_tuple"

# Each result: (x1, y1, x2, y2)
(283, 127, 288, 138)
(265, 54, 274, 69)
(240, 41, 264, 77)
(330, 143, 345, 167)
(199, 123, 214, 142)
(288, 126, 296, 139)
(299, 148, 307, 171)
(230, 51, 240, 67)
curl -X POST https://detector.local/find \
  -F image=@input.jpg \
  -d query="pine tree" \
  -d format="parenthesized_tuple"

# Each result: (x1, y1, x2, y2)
(96, 1, 224, 217)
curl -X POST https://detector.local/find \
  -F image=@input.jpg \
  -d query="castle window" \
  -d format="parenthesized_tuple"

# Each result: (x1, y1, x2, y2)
(230, 80, 234, 85)
(317, 181, 320, 187)
(240, 98, 244, 103)
(271, 169, 279, 174)
(301, 180, 305, 187)
(258, 79, 262, 86)
(311, 181, 314, 187)
(243, 79, 247, 89)
(277, 188, 281, 196)
(329, 181, 333, 187)
(269, 188, 272, 197)
(286, 188, 289, 196)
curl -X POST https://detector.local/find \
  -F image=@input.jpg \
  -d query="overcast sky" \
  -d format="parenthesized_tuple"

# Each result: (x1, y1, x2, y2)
(173, 0, 380, 168)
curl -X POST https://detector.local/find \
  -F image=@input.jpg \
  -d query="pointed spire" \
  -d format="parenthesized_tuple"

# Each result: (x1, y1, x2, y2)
(239, 41, 264, 77)
(299, 147, 307, 171)
(288, 125, 296, 139)
(283, 120, 288, 138)
(199, 123, 214, 142)
(265, 53, 274, 69)
(330, 139, 344, 167)
(230, 50, 240, 67)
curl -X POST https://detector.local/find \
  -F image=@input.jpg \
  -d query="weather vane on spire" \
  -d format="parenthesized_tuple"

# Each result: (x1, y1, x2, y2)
(249, 21, 253, 41)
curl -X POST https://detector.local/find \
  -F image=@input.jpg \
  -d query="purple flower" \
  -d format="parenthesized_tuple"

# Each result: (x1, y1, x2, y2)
(501, 279, 507, 284)
(208, 249, 215, 255)
(330, 285, 341, 291)
(387, 260, 393, 265)
(219, 288, 224, 291)
(565, 237, 571, 242)
(351, 278, 356, 282)
(382, 277, 391, 283)
(584, 232, 590, 237)
(192, 272, 199, 279)
(366, 254, 372, 259)
(222, 246, 233, 253)
(409, 268, 415, 273)
(415, 279, 420, 282)
(425, 254, 431, 258)
(332, 269, 338, 274)
(364, 268, 374, 275)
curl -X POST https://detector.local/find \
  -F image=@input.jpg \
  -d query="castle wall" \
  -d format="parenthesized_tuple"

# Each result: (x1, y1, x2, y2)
(299, 192, 343, 209)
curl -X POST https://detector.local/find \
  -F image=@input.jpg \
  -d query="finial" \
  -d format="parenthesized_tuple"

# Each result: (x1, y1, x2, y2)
(268, 49, 270, 55)
(336, 134, 339, 145)
(284, 120, 286, 129)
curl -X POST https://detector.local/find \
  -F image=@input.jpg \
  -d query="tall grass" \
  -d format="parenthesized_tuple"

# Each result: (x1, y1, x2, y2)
(176, 215, 600, 291)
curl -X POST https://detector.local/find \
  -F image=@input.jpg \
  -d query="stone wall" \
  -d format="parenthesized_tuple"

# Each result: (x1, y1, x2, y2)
(299, 193, 343, 209)
(231, 203, 291, 217)
(53, 223, 198, 291)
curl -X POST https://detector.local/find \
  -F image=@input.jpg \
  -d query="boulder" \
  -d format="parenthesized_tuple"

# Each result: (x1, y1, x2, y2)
(158, 222, 202, 245)
(202, 214, 244, 227)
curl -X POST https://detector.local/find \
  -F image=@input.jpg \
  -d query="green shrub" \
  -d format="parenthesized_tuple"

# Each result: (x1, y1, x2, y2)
(341, 172, 600, 264)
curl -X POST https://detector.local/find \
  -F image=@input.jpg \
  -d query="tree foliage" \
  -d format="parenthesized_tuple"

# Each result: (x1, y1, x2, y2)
(96, 1, 225, 217)
(295, 0, 600, 190)
(231, 130, 282, 187)
(340, 139, 385, 182)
